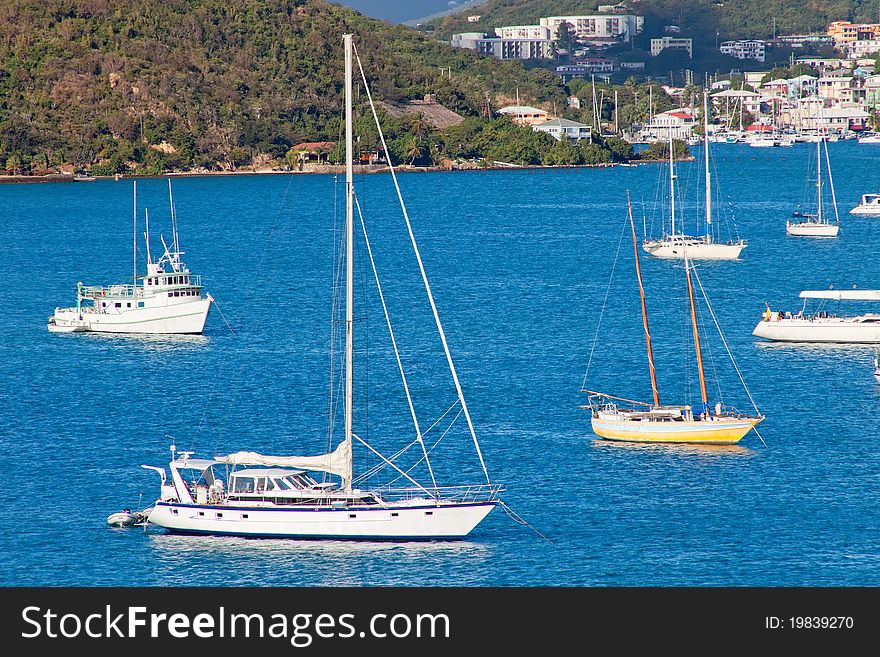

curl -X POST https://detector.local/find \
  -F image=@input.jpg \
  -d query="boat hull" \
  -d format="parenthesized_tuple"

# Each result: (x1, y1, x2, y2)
(786, 221, 839, 237)
(147, 500, 498, 540)
(591, 416, 759, 444)
(753, 317, 880, 343)
(849, 206, 880, 216)
(49, 297, 211, 334)
(642, 241, 744, 260)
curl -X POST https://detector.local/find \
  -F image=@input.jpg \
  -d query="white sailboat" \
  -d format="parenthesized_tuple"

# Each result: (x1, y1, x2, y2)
(753, 289, 880, 343)
(786, 135, 840, 237)
(139, 34, 501, 540)
(642, 93, 746, 260)
(48, 180, 212, 334)
(850, 193, 880, 216)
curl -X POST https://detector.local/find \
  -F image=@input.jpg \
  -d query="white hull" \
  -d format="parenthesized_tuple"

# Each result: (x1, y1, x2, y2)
(786, 221, 839, 237)
(753, 317, 880, 343)
(148, 500, 498, 539)
(642, 240, 744, 260)
(859, 136, 880, 144)
(849, 206, 880, 216)
(49, 298, 210, 334)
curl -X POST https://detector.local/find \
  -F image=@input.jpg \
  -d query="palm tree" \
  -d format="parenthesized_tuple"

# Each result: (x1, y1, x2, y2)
(404, 136, 423, 165)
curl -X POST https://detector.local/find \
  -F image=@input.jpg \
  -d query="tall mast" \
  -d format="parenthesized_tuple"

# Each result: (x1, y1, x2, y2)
(685, 248, 708, 406)
(704, 91, 712, 242)
(669, 131, 676, 237)
(133, 181, 137, 297)
(168, 179, 179, 257)
(144, 208, 152, 265)
(614, 89, 619, 134)
(817, 135, 823, 225)
(738, 81, 744, 132)
(343, 33, 354, 491)
(627, 192, 659, 407)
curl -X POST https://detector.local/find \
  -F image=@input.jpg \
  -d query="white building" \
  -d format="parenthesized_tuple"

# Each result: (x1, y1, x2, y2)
(849, 39, 880, 58)
(451, 33, 552, 60)
(640, 108, 696, 141)
(495, 25, 551, 40)
(650, 37, 692, 58)
(532, 117, 592, 141)
(720, 40, 766, 63)
(497, 106, 550, 126)
(540, 14, 644, 40)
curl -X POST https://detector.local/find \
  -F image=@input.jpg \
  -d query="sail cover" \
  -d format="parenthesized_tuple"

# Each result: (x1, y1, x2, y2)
(214, 441, 350, 480)
(799, 290, 880, 301)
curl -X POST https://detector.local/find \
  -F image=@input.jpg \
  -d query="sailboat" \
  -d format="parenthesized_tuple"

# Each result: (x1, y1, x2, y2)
(642, 93, 746, 260)
(137, 34, 501, 540)
(47, 180, 212, 334)
(786, 134, 840, 237)
(585, 195, 763, 444)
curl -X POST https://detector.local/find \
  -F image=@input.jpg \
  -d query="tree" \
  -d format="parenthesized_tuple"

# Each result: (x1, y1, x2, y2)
(404, 136, 424, 165)
(554, 21, 579, 55)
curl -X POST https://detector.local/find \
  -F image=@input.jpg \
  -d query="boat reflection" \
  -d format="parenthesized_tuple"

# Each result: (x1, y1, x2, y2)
(81, 332, 210, 352)
(591, 438, 754, 457)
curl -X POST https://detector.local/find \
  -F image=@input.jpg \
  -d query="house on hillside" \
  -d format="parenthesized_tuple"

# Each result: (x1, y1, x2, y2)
(639, 108, 695, 141)
(497, 105, 549, 126)
(532, 117, 592, 141)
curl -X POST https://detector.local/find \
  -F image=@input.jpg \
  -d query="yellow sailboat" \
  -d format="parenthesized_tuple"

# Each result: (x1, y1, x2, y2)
(584, 195, 764, 445)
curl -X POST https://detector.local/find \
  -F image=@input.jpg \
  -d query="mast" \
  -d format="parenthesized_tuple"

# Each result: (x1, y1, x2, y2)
(144, 208, 152, 265)
(168, 179, 179, 258)
(669, 131, 676, 237)
(614, 90, 619, 134)
(704, 91, 712, 243)
(817, 135, 823, 224)
(343, 33, 354, 491)
(133, 181, 137, 298)
(738, 81, 744, 132)
(684, 248, 709, 406)
(627, 192, 659, 407)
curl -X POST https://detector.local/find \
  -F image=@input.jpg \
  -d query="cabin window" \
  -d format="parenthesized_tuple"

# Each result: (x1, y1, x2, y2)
(349, 514, 357, 519)
(241, 514, 249, 519)
(126, 303, 131, 308)
(198, 511, 205, 517)
(171, 509, 178, 516)
(233, 477, 255, 493)
(216, 513, 223, 518)
(275, 478, 294, 490)
(391, 513, 399, 517)
(114, 302, 121, 308)
(425, 511, 433, 516)
(255, 478, 267, 492)
(138, 302, 144, 308)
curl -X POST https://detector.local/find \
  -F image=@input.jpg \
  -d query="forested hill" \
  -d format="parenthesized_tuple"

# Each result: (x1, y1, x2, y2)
(0, 0, 566, 174)
(430, 0, 874, 43)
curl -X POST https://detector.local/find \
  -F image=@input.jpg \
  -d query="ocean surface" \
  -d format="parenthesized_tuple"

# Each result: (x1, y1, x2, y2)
(3, 140, 880, 586)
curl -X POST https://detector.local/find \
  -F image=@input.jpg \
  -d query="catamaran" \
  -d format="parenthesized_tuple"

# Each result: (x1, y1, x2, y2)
(850, 193, 880, 216)
(584, 195, 763, 444)
(786, 134, 840, 237)
(642, 93, 746, 260)
(136, 35, 501, 540)
(48, 180, 212, 334)
(753, 289, 880, 343)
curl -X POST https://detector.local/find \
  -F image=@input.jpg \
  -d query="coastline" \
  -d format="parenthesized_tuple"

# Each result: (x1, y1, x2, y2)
(0, 158, 689, 185)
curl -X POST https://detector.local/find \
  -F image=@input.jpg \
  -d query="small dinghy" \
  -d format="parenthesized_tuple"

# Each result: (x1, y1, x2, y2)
(107, 508, 149, 527)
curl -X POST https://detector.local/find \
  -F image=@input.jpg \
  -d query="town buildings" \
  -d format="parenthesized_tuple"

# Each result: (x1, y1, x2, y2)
(719, 40, 766, 63)
(650, 37, 693, 58)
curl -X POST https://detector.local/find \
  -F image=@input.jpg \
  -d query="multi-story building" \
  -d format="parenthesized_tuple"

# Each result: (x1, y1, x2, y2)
(828, 21, 880, 45)
(556, 60, 614, 81)
(494, 25, 551, 40)
(540, 14, 644, 40)
(639, 108, 695, 141)
(774, 34, 835, 49)
(650, 37, 692, 58)
(849, 39, 880, 58)
(719, 39, 766, 63)
(450, 32, 552, 60)
(497, 106, 550, 126)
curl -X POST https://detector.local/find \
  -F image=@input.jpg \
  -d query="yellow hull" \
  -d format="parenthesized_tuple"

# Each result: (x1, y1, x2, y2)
(591, 417, 762, 445)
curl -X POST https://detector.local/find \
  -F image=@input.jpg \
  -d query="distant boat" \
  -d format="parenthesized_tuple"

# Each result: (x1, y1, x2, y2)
(873, 352, 880, 383)
(858, 132, 880, 144)
(48, 180, 212, 334)
(786, 135, 840, 238)
(747, 136, 776, 148)
(850, 193, 880, 216)
(642, 93, 746, 260)
(73, 174, 96, 182)
(585, 194, 764, 444)
(753, 289, 880, 343)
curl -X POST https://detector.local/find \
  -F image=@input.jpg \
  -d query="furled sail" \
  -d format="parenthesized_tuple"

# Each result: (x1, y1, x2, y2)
(214, 441, 351, 480)
(799, 290, 880, 301)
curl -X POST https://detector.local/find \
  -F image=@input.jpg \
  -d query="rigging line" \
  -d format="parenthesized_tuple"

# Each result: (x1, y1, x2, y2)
(353, 41, 492, 486)
(353, 191, 438, 490)
(353, 438, 421, 485)
(351, 432, 434, 497)
(499, 502, 553, 544)
(582, 209, 630, 390)
(383, 408, 464, 488)
(208, 295, 236, 335)
(690, 263, 764, 421)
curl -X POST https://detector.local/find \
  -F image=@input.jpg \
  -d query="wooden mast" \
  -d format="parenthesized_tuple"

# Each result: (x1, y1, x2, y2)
(627, 192, 659, 407)
(684, 248, 709, 405)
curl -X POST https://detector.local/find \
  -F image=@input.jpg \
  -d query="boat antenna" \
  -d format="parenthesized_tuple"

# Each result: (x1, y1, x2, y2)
(627, 191, 659, 406)
(704, 91, 712, 242)
(144, 207, 152, 265)
(668, 131, 676, 237)
(168, 178, 179, 259)
(133, 181, 137, 294)
(684, 246, 709, 406)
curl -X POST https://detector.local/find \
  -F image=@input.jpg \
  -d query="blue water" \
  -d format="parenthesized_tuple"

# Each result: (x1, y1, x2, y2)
(2, 141, 880, 586)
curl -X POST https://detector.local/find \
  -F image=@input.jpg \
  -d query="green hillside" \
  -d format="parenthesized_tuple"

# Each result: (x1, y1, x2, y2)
(0, 0, 575, 174)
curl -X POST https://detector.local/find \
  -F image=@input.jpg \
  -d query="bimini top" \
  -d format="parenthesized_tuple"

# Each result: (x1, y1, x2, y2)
(170, 458, 219, 470)
(800, 289, 880, 301)
(229, 468, 307, 478)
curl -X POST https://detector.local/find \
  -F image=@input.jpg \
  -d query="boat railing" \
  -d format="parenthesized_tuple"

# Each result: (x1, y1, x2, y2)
(80, 275, 203, 299)
(377, 484, 504, 503)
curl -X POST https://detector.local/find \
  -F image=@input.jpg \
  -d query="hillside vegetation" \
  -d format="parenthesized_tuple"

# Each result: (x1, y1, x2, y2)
(0, 0, 575, 174)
